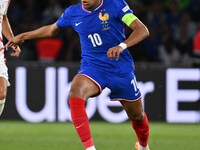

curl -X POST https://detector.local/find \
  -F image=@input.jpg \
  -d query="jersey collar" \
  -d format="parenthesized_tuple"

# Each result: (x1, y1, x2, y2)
(82, 0, 104, 13)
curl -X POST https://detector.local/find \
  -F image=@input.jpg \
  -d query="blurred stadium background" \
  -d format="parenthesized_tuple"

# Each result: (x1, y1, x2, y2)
(0, 0, 200, 149)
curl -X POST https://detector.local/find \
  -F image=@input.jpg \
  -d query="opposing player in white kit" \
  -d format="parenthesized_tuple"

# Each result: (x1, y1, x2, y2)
(0, 0, 21, 116)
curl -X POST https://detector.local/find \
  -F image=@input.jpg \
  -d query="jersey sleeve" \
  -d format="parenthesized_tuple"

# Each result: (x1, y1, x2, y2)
(4, 0, 11, 15)
(56, 7, 72, 28)
(114, 0, 133, 21)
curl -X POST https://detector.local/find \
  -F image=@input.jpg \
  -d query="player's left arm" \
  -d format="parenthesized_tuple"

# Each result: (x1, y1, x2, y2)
(2, 14, 21, 57)
(107, 13, 149, 61)
(121, 14, 149, 48)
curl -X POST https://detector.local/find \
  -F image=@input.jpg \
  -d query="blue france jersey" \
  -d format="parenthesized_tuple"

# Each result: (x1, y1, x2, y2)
(57, 0, 135, 74)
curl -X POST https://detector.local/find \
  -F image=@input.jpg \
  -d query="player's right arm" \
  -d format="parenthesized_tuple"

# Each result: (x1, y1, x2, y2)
(5, 22, 60, 49)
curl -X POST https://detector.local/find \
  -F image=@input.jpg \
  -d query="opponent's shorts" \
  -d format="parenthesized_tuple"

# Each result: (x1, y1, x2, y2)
(76, 66, 141, 102)
(0, 62, 10, 86)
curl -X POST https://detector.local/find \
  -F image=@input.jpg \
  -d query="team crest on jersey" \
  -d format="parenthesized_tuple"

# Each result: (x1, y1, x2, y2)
(99, 10, 110, 31)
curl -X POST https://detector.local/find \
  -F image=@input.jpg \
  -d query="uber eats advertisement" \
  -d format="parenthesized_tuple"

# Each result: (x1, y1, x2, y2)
(2, 62, 200, 123)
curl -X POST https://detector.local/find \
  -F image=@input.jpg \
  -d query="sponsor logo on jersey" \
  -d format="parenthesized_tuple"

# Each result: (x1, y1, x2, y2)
(75, 21, 83, 26)
(78, 70, 83, 73)
(135, 91, 140, 96)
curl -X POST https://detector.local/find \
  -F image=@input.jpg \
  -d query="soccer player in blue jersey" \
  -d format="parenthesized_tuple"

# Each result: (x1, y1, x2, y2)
(5, 0, 150, 150)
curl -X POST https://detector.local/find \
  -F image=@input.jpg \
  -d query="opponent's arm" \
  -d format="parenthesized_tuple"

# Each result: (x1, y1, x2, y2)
(5, 22, 60, 49)
(107, 14, 149, 61)
(2, 14, 21, 57)
(2, 14, 14, 40)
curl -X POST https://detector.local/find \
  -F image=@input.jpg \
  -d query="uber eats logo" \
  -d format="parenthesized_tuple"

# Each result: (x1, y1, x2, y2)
(15, 67, 154, 123)
(15, 67, 200, 123)
(166, 69, 200, 123)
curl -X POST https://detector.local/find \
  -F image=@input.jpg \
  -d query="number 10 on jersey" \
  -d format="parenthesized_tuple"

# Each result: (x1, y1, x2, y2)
(88, 33, 103, 47)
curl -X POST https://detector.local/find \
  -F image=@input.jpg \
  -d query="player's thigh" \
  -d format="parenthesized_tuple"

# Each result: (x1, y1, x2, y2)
(69, 75, 100, 100)
(120, 99, 144, 121)
(0, 77, 7, 99)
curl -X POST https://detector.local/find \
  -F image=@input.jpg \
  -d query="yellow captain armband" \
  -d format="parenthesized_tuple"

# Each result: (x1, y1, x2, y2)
(122, 13, 138, 27)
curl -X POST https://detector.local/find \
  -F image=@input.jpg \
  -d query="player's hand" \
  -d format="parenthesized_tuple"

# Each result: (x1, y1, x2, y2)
(5, 34, 24, 50)
(10, 45, 21, 57)
(107, 46, 124, 61)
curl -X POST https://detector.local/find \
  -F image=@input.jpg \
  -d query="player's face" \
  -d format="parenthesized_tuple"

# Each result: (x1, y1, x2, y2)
(81, 0, 101, 11)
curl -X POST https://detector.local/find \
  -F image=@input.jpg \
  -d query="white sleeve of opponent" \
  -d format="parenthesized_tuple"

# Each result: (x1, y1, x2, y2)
(3, 0, 10, 15)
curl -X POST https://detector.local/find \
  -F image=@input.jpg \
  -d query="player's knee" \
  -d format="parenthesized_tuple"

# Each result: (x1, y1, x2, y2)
(69, 84, 92, 100)
(69, 87, 78, 98)
(129, 111, 145, 122)
(69, 87, 85, 99)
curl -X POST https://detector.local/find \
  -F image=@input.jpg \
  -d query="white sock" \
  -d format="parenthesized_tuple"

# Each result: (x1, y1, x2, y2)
(86, 146, 96, 150)
(139, 144, 149, 150)
(0, 99, 6, 116)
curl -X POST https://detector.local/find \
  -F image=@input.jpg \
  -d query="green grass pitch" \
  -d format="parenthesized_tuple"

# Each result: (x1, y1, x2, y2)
(0, 121, 200, 150)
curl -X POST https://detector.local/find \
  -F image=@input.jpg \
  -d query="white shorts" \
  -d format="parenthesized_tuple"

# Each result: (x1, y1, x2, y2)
(0, 62, 10, 86)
